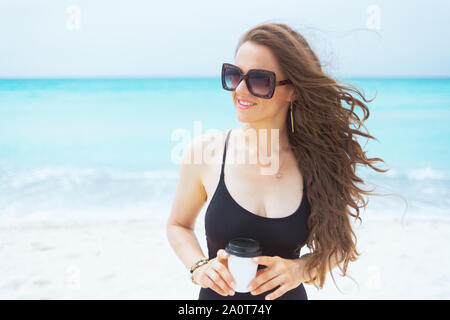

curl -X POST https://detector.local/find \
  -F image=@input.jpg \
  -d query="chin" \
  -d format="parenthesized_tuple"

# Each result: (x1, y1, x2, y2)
(235, 107, 253, 121)
(236, 113, 259, 125)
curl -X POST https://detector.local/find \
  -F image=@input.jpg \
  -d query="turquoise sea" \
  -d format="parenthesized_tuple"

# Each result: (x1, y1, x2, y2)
(1, 77, 449, 219)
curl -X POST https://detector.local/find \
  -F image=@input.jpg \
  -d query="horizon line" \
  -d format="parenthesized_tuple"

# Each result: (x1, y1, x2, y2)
(1, 75, 450, 80)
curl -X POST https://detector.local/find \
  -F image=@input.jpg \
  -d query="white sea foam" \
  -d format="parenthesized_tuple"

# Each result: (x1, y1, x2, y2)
(1, 165, 449, 221)
(0, 166, 179, 219)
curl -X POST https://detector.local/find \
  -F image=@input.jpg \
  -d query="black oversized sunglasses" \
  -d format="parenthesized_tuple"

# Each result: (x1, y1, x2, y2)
(221, 63, 292, 99)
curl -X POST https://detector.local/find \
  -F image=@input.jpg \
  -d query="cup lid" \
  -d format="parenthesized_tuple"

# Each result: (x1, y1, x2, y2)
(225, 237, 262, 258)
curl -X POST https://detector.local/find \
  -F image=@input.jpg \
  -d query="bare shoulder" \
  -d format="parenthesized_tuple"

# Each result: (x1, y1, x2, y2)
(180, 130, 228, 177)
(169, 130, 228, 229)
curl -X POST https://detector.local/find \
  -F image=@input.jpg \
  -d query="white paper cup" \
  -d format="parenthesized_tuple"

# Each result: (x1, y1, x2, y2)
(225, 238, 262, 293)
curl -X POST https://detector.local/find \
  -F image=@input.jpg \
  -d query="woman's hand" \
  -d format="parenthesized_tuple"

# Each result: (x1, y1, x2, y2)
(192, 249, 236, 296)
(246, 255, 304, 300)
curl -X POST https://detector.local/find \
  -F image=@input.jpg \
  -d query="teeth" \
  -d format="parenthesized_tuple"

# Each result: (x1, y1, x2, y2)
(239, 100, 255, 106)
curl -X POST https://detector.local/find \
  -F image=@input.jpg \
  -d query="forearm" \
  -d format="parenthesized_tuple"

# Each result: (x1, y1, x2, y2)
(166, 223, 207, 271)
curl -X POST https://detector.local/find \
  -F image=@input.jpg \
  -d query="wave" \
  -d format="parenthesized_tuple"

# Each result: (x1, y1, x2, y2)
(3, 167, 179, 189)
(0, 165, 449, 221)
(0, 166, 179, 218)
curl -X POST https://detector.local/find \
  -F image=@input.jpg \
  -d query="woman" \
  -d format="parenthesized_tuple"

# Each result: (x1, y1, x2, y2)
(166, 22, 388, 300)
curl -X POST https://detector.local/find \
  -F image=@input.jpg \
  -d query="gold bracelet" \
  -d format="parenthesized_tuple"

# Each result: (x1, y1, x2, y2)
(189, 257, 210, 286)
(189, 257, 209, 274)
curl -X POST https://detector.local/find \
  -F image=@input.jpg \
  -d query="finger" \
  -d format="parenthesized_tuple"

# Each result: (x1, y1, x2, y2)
(203, 273, 228, 296)
(252, 255, 277, 266)
(265, 284, 289, 300)
(254, 266, 270, 278)
(206, 267, 231, 296)
(211, 260, 235, 291)
(216, 249, 229, 261)
(251, 275, 282, 296)
(248, 266, 270, 287)
(247, 267, 278, 292)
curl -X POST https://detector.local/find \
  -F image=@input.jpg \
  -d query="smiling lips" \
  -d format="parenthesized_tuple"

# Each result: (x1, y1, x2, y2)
(237, 98, 257, 109)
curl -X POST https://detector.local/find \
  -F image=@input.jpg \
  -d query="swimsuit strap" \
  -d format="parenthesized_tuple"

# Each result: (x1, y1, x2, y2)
(220, 129, 232, 179)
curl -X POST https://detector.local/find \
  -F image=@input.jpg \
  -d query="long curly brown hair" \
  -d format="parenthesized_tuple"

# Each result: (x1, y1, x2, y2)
(234, 22, 397, 289)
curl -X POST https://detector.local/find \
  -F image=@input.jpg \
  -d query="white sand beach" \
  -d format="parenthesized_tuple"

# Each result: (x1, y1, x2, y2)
(1, 208, 449, 300)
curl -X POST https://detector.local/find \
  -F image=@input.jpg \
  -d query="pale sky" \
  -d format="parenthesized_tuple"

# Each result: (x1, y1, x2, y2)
(0, 0, 449, 78)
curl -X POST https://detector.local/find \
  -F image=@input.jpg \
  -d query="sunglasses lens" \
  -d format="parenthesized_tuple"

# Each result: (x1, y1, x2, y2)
(248, 72, 272, 96)
(222, 65, 274, 98)
(224, 67, 241, 89)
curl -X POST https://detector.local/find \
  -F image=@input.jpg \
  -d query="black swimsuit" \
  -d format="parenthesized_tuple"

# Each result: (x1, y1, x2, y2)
(198, 129, 311, 300)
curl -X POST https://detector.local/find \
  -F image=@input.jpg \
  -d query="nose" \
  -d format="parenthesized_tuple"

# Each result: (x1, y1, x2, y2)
(235, 76, 251, 95)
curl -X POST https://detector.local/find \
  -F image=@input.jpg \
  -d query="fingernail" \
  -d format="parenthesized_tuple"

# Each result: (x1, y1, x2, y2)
(229, 290, 234, 295)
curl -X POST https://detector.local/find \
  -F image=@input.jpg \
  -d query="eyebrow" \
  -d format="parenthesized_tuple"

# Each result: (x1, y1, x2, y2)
(235, 64, 275, 73)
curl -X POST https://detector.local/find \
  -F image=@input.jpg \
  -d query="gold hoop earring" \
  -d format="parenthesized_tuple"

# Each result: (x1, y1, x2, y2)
(290, 101, 295, 133)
